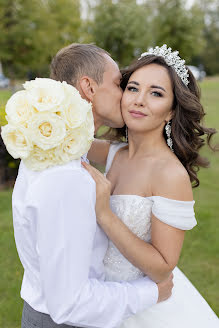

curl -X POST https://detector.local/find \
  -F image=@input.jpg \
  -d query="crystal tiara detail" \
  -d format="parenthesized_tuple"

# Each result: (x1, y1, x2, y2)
(138, 44, 189, 86)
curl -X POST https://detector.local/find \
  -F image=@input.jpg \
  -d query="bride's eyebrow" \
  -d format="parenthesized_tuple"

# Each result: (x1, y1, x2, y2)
(150, 85, 166, 92)
(127, 81, 139, 85)
(127, 81, 166, 93)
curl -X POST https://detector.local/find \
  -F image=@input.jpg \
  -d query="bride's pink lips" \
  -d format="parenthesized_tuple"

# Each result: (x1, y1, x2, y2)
(129, 110, 147, 118)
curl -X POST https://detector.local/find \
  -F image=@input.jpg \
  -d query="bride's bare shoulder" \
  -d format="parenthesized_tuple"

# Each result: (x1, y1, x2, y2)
(151, 156, 193, 201)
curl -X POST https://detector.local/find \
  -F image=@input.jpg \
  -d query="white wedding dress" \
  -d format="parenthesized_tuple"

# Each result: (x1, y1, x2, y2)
(104, 143, 219, 328)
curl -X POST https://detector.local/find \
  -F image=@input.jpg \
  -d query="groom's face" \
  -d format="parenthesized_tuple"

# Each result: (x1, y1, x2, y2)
(92, 55, 124, 128)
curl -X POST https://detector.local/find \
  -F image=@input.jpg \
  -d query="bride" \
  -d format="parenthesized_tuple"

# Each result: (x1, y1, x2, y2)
(83, 45, 219, 327)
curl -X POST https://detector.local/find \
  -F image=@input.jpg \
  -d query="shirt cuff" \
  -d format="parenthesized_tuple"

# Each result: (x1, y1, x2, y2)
(131, 277, 158, 312)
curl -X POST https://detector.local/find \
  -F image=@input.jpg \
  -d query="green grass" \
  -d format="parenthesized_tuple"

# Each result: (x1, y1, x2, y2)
(0, 189, 23, 328)
(0, 90, 12, 126)
(178, 77, 219, 313)
(0, 90, 12, 106)
(0, 78, 219, 326)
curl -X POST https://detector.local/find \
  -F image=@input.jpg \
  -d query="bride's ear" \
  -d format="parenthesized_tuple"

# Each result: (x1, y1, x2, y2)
(78, 76, 98, 102)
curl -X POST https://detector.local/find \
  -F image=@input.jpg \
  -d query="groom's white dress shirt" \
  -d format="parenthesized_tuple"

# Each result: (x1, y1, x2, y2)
(12, 159, 158, 328)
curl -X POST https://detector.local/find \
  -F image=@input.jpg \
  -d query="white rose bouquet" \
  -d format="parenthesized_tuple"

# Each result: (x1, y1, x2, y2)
(1, 78, 94, 171)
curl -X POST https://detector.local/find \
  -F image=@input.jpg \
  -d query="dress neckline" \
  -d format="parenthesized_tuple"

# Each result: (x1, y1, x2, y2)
(110, 194, 195, 204)
(110, 194, 152, 199)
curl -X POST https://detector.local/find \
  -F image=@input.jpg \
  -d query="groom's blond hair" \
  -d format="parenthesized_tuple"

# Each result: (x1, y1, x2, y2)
(50, 43, 110, 86)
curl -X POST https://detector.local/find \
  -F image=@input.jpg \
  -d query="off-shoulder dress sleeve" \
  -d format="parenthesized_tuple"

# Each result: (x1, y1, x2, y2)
(148, 196, 197, 230)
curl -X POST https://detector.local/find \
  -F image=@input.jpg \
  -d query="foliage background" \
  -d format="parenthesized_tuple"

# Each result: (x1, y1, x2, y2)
(0, 0, 219, 77)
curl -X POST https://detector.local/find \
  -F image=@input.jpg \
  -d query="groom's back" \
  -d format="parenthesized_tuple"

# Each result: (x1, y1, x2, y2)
(12, 159, 108, 314)
(12, 161, 45, 309)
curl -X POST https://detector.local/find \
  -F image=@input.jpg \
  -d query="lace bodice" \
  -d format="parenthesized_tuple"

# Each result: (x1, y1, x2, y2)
(103, 143, 197, 282)
(104, 195, 153, 281)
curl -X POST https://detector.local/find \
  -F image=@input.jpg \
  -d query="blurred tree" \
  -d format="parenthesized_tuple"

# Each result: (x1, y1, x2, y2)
(0, 0, 217, 77)
(197, 0, 219, 75)
(88, 0, 154, 67)
(0, 0, 82, 78)
(144, 0, 205, 63)
(88, 0, 205, 67)
(47, 0, 82, 50)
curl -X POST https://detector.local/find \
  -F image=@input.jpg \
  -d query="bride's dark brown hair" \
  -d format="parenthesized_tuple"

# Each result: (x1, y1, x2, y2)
(107, 55, 217, 188)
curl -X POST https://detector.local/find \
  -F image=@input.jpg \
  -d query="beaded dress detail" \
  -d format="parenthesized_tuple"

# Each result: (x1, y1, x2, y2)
(104, 195, 152, 281)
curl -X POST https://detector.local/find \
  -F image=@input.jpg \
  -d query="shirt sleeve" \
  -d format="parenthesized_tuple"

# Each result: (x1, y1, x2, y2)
(31, 167, 158, 328)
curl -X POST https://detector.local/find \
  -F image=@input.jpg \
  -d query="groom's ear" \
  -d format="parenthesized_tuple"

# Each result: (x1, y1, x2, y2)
(78, 76, 98, 102)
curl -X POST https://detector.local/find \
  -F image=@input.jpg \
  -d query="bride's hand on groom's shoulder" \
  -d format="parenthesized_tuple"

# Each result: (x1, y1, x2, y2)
(82, 162, 112, 221)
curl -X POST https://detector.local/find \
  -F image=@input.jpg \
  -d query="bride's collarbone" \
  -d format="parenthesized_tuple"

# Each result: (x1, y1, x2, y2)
(108, 151, 182, 197)
(108, 165, 153, 197)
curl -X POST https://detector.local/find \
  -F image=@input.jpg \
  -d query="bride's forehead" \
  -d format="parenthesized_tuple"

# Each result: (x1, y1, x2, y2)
(129, 64, 171, 85)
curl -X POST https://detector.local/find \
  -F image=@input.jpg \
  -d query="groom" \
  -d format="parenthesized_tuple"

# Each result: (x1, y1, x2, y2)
(15, 44, 173, 328)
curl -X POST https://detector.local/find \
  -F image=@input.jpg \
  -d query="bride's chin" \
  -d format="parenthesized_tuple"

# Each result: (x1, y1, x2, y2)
(125, 122, 149, 134)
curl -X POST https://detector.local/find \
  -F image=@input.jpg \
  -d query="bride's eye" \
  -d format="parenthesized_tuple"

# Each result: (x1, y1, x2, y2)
(127, 86, 138, 92)
(151, 91, 163, 97)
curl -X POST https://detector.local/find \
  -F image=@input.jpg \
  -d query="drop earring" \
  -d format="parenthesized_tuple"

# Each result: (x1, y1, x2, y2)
(165, 120, 174, 152)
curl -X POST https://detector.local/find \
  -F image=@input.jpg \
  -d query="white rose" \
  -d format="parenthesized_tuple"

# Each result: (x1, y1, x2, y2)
(29, 112, 66, 150)
(5, 90, 34, 125)
(81, 110, 95, 140)
(55, 131, 92, 162)
(23, 146, 58, 171)
(1, 124, 33, 159)
(23, 78, 66, 112)
(61, 82, 92, 128)
(55, 112, 94, 161)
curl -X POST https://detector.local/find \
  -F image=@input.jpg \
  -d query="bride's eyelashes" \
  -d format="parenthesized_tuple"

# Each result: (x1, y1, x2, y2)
(151, 91, 163, 97)
(127, 86, 138, 92)
(126, 86, 163, 97)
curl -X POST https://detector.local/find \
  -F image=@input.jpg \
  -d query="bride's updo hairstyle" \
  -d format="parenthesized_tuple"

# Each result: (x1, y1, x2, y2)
(114, 55, 217, 187)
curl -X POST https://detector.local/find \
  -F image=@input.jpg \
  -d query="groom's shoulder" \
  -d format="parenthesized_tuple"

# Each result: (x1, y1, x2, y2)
(19, 159, 95, 193)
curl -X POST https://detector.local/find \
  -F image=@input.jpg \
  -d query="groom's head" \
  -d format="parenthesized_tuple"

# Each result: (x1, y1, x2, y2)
(50, 43, 124, 131)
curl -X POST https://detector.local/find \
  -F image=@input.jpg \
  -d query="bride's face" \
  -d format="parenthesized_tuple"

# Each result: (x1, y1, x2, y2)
(121, 63, 174, 134)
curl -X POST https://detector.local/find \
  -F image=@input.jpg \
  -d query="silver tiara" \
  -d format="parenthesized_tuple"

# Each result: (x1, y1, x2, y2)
(138, 44, 189, 86)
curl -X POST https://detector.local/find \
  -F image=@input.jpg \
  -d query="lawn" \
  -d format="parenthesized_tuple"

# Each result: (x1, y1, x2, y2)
(0, 90, 12, 106)
(0, 78, 219, 327)
(178, 77, 219, 313)
(0, 90, 12, 126)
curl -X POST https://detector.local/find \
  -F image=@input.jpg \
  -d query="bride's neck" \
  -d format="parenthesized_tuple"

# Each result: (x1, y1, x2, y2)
(127, 129, 167, 158)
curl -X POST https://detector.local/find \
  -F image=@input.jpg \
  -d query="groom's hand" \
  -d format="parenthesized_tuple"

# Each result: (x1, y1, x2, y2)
(157, 272, 174, 303)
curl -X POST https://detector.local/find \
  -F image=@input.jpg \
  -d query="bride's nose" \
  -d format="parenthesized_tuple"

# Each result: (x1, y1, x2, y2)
(134, 92, 146, 107)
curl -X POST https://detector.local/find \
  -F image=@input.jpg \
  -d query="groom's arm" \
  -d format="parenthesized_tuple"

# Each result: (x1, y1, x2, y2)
(31, 167, 158, 328)
(87, 138, 110, 165)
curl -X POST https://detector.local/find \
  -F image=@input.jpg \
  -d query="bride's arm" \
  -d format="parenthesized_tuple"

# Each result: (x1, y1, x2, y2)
(87, 139, 110, 166)
(97, 212, 185, 283)
(82, 162, 193, 283)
